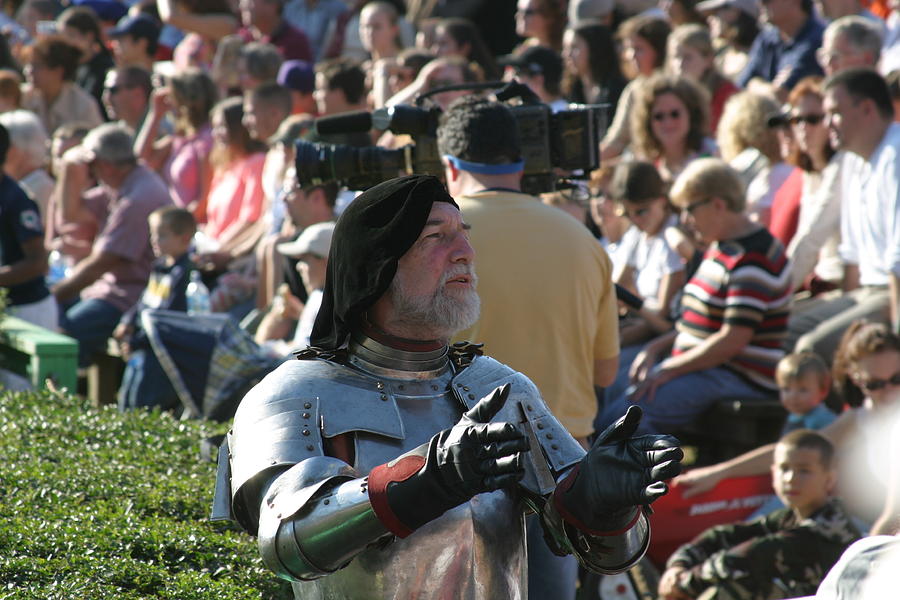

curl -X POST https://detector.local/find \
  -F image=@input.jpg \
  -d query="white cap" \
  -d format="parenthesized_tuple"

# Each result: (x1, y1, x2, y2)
(276, 222, 335, 258)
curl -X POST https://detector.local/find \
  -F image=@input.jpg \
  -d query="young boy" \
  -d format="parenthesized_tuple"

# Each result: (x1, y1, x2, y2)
(113, 206, 196, 411)
(658, 430, 861, 600)
(776, 352, 837, 434)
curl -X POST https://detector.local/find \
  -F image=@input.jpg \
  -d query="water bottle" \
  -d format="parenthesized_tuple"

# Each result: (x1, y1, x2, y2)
(46, 250, 70, 286)
(186, 270, 211, 315)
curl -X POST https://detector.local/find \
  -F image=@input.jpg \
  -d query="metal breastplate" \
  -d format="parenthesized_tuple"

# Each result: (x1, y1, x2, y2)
(291, 334, 527, 599)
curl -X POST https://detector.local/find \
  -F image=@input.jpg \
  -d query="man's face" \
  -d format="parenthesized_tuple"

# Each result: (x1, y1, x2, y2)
(111, 35, 146, 66)
(296, 252, 327, 292)
(281, 169, 318, 227)
(676, 194, 718, 245)
(359, 6, 397, 54)
(771, 444, 834, 517)
(824, 84, 865, 153)
(819, 31, 871, 76)
(102, 70, 140, 121)
(386, 202, 479, 338)
(242, 95, 280, 142)
(314, 72, 347, 116)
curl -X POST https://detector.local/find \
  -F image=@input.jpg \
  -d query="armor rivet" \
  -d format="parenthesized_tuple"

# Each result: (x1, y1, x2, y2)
(431, 385, 438, 391)
(456, 383, 463, 387)
(302, 429, 310, 436)
(304, 402, 312, 409)
(270, 459, 276, 465)
(537, 423, 544, 430)
(551, 444, 559, 450)
(381, 394, 388, 401)
(306, 444, 314, 451)
(468, 394, 475, 400)
(302, 412, 310, 419)
(546, 433, 554, 440)
(323, 499, 330, 505)
(276, 513, 282, 519)
(526, 405, 533, 411)
(463, 386, 470, 391)
(377, 382, 384, 389)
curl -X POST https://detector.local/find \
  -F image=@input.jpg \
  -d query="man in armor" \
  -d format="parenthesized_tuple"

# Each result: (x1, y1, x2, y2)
(212, 174, 683, 599)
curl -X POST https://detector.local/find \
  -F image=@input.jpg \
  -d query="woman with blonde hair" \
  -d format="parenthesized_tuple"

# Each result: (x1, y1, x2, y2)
(667, 23, 737, 132)
(716, 91, 790, 225)
(135, 68, 218, 215)
(630, 73, 715, 184)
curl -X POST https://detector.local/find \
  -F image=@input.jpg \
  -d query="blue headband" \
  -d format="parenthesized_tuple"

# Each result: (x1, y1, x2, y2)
(443, 154, 525, 175)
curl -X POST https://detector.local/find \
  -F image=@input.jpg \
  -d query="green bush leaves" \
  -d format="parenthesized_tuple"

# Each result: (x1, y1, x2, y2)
(0, 390, 292, 599)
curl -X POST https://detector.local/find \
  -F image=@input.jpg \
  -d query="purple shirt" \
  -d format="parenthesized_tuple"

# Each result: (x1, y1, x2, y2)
(81, 165, 173, 312)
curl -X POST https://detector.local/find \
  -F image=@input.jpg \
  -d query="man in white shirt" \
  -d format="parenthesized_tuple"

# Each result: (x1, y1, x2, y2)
(789, 68, 900, 360)
(276, 221, 334, 349)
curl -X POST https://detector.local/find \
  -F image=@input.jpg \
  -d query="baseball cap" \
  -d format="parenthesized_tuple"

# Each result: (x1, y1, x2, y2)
(277, 222, 336, 258)
(500, 46, 563, 86)
(278, 60, 315, 94)
(109, 14, 161, 43)
(695, 0, 760, 19)
(69, 123, 135, 164)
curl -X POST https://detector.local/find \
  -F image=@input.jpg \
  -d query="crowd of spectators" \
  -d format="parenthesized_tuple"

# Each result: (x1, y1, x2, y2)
(1, 0, 899, 598)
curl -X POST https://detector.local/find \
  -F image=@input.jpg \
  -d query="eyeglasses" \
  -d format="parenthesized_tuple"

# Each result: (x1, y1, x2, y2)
(652, 109, 683, 122)
(860, 371, 900, 392)
(789, 113, 825, 126)
(681, 197, 713, 215)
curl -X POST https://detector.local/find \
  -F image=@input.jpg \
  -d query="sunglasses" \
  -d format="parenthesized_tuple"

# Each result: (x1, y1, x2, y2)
(860, 371, 900, 392)
(105, 84, 133, 95)
(652, 109, 683, 122)
(789, 113, 825, 126)
(518, 8, 541, 16)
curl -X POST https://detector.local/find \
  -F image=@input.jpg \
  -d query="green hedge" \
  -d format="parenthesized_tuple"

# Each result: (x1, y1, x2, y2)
(0, 389, 293, 599)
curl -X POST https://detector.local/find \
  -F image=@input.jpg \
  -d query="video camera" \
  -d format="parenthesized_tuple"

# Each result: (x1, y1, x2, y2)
(294, 81, 607, 194)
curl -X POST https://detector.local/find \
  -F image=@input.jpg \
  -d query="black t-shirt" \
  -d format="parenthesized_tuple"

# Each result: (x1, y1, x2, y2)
(0, 174, 49, 305)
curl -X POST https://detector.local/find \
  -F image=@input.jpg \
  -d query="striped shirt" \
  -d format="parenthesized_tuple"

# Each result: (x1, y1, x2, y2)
(674, 228, 791, 390)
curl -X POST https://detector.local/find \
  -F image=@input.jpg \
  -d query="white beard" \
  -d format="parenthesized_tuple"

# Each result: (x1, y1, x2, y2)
(389, 267, 481, 337)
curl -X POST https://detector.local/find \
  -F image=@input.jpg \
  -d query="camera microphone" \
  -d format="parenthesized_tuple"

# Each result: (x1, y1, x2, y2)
(314, 111, 373, 135)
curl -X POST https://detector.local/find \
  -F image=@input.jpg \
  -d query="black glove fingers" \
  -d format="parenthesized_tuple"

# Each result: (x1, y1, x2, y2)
(649, 459, 682, 482)
(468, 421, 523, 443)
(640, 480, 669, 504)
(592, 404, 642, 447)
(646, 446, 684, 467)
(463, 383, 511, 424)
(478, 437, 530, 458)
(480, 452, 525, 475)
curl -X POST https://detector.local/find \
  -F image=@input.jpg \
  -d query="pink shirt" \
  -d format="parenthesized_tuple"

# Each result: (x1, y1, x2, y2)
(164, 125, 213, 209)
(204, 152, 266, 244)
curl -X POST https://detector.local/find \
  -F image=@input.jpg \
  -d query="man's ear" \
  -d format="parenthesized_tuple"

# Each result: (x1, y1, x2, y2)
(308, 187, 326, 206)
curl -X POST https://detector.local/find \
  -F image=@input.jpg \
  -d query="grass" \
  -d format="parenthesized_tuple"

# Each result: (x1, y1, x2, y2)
(0, 388, 293, 599)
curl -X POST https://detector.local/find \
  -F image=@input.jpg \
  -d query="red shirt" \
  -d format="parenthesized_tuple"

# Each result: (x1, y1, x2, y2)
(768, 167, 803, 246)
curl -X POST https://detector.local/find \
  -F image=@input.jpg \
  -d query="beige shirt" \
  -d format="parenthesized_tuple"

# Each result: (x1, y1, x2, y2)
(452, 190, 619, 438)
(22, 82, 103, 136)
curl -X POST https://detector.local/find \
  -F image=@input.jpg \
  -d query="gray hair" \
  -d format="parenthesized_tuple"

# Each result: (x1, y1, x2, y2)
(239, 42, 284, 84)
(82, 122, 136, 165)
(0, 109, 48, 167)
(826, 16, 883, 65)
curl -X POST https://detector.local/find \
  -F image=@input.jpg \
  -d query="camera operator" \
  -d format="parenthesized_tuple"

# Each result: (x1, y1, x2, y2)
(437, 96, 620, 600)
